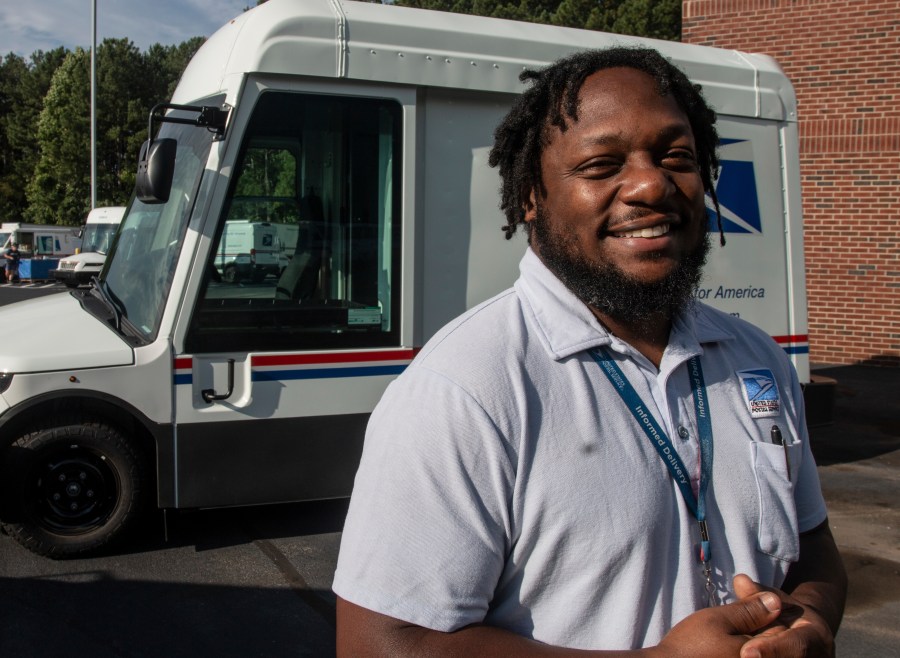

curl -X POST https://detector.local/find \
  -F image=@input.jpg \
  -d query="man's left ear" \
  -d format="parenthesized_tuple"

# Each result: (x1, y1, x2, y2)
(522, 188, 537, 224)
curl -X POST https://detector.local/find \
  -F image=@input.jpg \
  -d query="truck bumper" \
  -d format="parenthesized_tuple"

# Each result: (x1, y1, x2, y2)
(51, 269, 94, 286)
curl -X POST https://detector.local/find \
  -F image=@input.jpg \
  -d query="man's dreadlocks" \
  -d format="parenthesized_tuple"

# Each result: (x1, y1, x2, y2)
(488, 46, 724, 244)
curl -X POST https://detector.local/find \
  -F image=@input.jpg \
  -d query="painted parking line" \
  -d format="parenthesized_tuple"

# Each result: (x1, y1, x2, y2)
(0, 282, 64, 288)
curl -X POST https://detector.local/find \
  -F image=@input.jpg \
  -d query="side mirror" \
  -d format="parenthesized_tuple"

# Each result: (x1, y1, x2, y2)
(136, 138, 177, 203)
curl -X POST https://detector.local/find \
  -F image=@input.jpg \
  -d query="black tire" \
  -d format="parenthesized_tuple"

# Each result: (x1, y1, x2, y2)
(1, 419, 148, 558)
(223, 265, 239, 283)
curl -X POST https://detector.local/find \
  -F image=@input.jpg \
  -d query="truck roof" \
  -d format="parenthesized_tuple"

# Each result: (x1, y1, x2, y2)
(173, 0, 796, 122)
(0, 223, 81, 232)
(85, 206, 126, 224)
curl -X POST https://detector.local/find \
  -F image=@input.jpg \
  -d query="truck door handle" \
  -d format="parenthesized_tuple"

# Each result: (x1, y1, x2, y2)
(201, 359, 235, 403)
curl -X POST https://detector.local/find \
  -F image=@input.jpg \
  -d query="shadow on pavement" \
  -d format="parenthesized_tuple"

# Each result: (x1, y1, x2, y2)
(810, 365, 900, 656)
(807, 365, 900, 466)
(0, 576, 336, 657)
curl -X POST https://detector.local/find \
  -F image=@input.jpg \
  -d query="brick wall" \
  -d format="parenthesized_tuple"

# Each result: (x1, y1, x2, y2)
(683, 0, 900, 366)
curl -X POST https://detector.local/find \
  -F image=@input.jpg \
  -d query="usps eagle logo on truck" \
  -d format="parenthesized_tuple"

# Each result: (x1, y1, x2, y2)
(737, 368, 781, 418)
(706, 139, 761, 234)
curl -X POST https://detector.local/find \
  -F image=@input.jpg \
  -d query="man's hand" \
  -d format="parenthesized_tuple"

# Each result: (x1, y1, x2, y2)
(733, 575, 836, 658)
(733, 520, 846, 658)
(649, 590, 783, 658)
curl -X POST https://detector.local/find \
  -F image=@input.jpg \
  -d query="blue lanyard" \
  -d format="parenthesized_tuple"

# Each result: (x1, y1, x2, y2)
(590, 347, 714, 566)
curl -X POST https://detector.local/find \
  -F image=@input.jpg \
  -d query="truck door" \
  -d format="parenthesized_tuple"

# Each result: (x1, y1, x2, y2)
(172, 86, 411, 510)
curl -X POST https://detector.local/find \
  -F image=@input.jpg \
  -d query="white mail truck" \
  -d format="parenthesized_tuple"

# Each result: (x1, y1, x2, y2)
(0, 0, 813, 557)
(52, 206, 126, 287)
(212, 219, 281, 283)
(0, 223, 82, 260)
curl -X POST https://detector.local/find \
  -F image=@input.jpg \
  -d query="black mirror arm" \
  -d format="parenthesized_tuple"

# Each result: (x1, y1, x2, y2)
(147, 103, 229, 142)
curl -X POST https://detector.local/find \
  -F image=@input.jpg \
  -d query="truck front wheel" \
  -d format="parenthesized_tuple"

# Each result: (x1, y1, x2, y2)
(1, 419, 148, 558)
(223, 265, 240, 283)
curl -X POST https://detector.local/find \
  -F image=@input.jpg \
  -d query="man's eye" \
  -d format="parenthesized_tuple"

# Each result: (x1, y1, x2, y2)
(578, 160, 620, 177)
(662, 151, 698, 169)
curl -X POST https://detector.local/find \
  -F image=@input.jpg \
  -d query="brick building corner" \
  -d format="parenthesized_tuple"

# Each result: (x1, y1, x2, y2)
(683, 0, 899, 366)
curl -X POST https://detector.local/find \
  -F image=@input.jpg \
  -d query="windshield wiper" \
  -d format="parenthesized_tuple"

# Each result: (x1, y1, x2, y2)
(90, 276, 125, 332)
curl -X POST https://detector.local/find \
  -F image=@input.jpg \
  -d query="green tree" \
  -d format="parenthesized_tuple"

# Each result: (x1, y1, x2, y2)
(235, 148, 298, 198)
(3, 39, 202, 227)
(551, 0, 609, 29)
(26, 39, 164, 225)
(393, 0, 680, 40)
(0, 48, 67, 223)
(145, 37, 206, 102)
(0, 54, 30, 221)
(607, 0, 680, 40)
(95, 39, 156, 204)
(25, 48, 92, 225)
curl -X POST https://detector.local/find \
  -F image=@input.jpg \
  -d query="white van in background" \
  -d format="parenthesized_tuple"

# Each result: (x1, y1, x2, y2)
(0, 223, 81, 259)
(52, 207, 125, 287)
(272, 222, 300, 273)
(213, 220, 281, 282)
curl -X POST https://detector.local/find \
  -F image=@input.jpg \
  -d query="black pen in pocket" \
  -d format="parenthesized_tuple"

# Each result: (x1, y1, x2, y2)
(771, 424, 791, 482)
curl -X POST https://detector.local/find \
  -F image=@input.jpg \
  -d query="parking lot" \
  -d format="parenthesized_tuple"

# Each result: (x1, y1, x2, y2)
(0, 499, 346, 656)
(0, 284, 897, 656)
(808, 364, 900, 656)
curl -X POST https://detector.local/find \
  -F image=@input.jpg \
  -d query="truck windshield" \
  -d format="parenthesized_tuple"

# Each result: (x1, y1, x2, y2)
(80, 224, 118, 254)
(102, 101, 222, 340)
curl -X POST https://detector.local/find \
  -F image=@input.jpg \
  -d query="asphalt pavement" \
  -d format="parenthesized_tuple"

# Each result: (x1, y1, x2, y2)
(809, 364, 900, 657)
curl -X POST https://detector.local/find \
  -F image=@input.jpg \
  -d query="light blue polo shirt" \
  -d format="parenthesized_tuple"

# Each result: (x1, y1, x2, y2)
(333, 248, 827, 650)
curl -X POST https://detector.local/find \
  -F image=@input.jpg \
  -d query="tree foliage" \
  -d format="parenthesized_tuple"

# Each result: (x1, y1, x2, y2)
(0, 48, 67, 223)
(25, 48, 92, 225)
(0, 37, 203, 226)
(0, 54, 30, 222)
(391, 0, 681, 39)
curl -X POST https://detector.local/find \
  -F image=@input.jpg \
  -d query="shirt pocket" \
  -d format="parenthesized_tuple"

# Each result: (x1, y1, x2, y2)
(751, 441, 800, 562)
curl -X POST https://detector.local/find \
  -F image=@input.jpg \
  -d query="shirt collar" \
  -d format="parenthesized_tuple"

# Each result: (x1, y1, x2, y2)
(515, 248, 735, 362)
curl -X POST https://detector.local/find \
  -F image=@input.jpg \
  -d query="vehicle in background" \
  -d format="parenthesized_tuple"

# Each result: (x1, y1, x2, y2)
(213, 220, 280, 283)
(0, 0, 812, 558)
(273, 222, 300, 274)
(0, 223, 81, 259)
(51, 207, 126, 288)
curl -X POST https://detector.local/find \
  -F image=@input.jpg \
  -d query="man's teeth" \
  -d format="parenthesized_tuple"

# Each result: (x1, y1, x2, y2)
(614, 224, 670, 238)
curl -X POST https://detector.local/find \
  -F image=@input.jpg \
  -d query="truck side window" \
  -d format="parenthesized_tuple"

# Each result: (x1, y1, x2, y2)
(186, 92, 402, 353)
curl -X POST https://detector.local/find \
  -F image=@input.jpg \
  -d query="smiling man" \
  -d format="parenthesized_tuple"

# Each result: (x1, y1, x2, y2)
(333, 47, 846, 656)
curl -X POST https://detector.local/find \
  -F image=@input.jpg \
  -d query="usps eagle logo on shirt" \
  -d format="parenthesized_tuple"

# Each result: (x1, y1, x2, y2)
(737, 369, 781, 418)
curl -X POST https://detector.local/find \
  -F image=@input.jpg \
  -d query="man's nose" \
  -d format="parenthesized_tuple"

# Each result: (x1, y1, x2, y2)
(617, 160, 675, 206)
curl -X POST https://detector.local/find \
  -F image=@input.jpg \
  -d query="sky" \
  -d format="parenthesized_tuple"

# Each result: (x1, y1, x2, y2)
(1, 0, 249, 60)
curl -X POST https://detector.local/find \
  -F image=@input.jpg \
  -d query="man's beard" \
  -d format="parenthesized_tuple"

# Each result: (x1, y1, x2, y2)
(531, 204, 711, 327)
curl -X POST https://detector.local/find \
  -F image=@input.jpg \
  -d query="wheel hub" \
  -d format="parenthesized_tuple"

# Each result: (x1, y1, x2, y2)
(31, 450, 118, 534)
